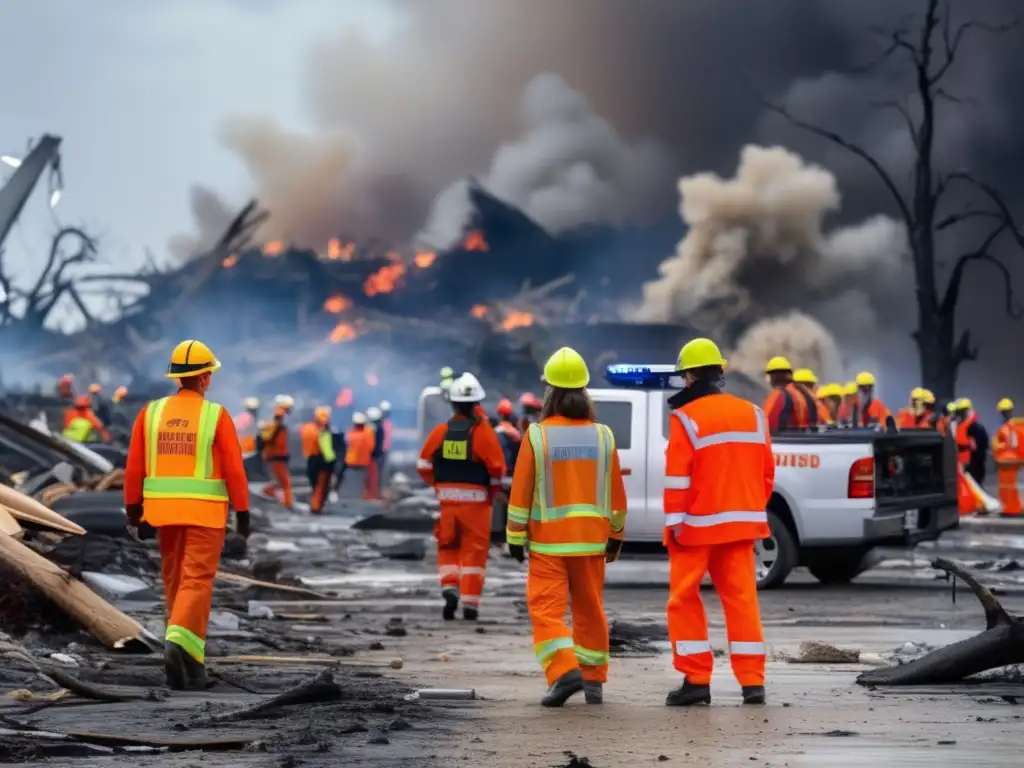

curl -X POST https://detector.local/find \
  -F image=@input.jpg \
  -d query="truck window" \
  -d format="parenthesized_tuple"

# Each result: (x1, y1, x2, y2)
(594, 402, 632, 449)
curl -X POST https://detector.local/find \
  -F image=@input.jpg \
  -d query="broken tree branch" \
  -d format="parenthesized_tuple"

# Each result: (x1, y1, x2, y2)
(192, 668, 342, 725)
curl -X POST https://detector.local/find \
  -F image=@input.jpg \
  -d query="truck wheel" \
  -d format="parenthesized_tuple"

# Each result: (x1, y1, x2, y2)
(806, 549, 870, 585)
(755, 510, 797, 590)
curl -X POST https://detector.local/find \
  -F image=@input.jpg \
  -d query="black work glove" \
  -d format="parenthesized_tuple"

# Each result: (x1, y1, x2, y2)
(605, 539, 623, 564)
(235, 510, 251, 539)
(125, 504, 143, 526)
(508, 544, 526, 563)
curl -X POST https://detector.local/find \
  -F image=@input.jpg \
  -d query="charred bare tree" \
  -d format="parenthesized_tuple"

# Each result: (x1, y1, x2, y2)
(755, 0, 1021, 398)
(857, 558, 1024, 685)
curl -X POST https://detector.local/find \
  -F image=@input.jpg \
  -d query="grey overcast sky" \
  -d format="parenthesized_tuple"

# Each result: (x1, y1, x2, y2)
(0, 0, 399, 273)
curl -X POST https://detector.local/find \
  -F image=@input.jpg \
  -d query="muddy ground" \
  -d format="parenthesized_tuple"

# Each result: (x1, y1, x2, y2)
(3, 479, 1024, 767)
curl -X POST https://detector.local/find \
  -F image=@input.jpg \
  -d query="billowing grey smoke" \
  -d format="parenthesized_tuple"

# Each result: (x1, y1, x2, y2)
(635, 145, 909, 382)
(419, 74, 674, 248)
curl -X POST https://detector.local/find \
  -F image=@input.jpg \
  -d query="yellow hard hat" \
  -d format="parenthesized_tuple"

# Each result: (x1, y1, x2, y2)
(855, 371, 876, 387)
(677, 338, 728, 371)
(844, 382, 858, 396)
(166, 340, 221, 379)
(764, 356, 792, 373)
(910, 387, 925, 400)
(793, 368, 817, 385)
(543, 346, 590, 389)
(997, 398, 1014, 412)
(957, 397, 973, 411)
(946, 401, 957, 413)
(920, 389, 936, 405)
(818, 383, 840, 399)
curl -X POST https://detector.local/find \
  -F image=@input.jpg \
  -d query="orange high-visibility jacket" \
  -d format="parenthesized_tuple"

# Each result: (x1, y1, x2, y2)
(234, 411, 258, 454)
(792, 383, 819, 428)
(956, 413, 978, 465)
(62, 406, 111, 442)
(895, 407, 918, 429)
(993, 418, 1024, 463)
(858, 398, 891, 426)
(418, 415, 505, 504)
(261, 408, 290, 461)
(506, 416, 627, 556)
(345, 426, 375, 467)
(664, 392, 775, 547)
(763, 383, 809, 432)
(124, 389, 249, 528)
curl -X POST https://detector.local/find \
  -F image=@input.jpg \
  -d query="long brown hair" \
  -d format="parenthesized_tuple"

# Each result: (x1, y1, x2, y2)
(541, 386, 595, 421)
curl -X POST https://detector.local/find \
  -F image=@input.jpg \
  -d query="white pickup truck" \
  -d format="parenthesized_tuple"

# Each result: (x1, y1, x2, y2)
(416, 365, 959, 588)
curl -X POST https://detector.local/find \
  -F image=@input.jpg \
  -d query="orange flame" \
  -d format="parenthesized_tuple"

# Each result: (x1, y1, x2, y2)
(365, 371, 379, 386)
(335, 387, 354, 407)
(325, 239, 356, 261)
(323, 294, 352, 314)
(471, 304, 488, 319)
(222, 254, 238, 268)
(364, 262, 407, 296)
(329, 322, 358, 343)
(502, 310, 534, 331)
(263, 241, 284, 257)
(463, 230, 489, 252)
(414, 250, 437, 268)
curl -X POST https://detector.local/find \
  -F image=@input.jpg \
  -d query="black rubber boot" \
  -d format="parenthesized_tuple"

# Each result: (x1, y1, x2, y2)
(665, 679, 712, 706)
(181, 653, 208, 691)
(541, 669, 584, 707)
(442, 591, 458, 621)
(164, 644, 186, 691)
(583, 681, 603, 704)
(462, 607, 479, 621)
(742, 685, 766, 705)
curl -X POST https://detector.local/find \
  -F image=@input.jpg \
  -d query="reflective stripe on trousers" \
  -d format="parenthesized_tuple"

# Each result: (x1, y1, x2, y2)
(665, 510, 769, 529)
(436, 486, 488, 502)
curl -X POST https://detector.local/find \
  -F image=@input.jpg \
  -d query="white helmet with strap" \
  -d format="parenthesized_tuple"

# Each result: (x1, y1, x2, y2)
(448, 373, 485, 403)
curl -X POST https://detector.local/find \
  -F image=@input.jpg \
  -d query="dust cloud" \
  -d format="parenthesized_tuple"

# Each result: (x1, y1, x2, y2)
(635, 144, 908, 380)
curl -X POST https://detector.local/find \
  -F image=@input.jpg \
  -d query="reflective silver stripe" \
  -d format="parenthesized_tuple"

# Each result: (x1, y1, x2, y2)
(436, 487, 488, 502)
(417, 459, 433, 470)
(460, 567, 486, 576)
(439, 565, 460, 575)
(730, 641, 766, 655)
(531, 423, 614, 523)
(665, 475, 691, 490)
(674, 640, 712, 655)
(673, 510, 768, 527)
(664, 512, 687, 526)
(461, 595, 481, 606)
(489, 477, 502, 486)
(674, 406, 767, 450)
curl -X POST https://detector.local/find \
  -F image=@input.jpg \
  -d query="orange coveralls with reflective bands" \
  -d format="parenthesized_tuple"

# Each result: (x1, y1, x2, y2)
(664, 394, 775, 687)
(301, 421, 336, 514)
(993, 418, 1024, 516)
(763, 383, 809, 433)
(261, 407, 293, 508)
(124, 389, 249, 664)
(346, 426, 377, 499)
(507, 417, 627, 686)
(62, 406, 111, 442)
(418, 417, 505, 609)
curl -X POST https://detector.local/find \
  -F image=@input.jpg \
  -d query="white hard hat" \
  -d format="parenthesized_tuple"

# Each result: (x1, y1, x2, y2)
(275, 394, 295, 408)
(367, 406, 382, 420)
(243, 396, 260, 410)
(379, 400, 391, 412)
(352, 412, 367, 425)
(448, 373, 485, 403)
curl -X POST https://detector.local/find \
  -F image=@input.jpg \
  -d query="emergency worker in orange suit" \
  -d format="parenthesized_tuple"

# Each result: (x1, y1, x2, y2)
(852, 372, 890, 427)
(517, 391, 542, 434)
(260, 394, 295, 509)
(817, 383, 842, 425)
(937, 401, 956, 436)
(418, 373, 505, 622)
(62, 394, 112, 443)
(794, 369, 828, 427)
(234, 397, 261, 455)
(494, 398, 522, 473)
(956, 398, 988, 484)
(301, 406, 337, 515)
(506, 348, 627, 707)
(123, 340, 249, 690)
(993, 399, 1024, 516)
(345, 412, 377, 498)
(88, 383, 112, 427)
(836, 382, 858, 426)
(57, 374, 74, 401)
(664, 338, 774, 707)
(917, 389, 938, 428)
(762, 357, 810, 433)
(896, 388, 926, 429)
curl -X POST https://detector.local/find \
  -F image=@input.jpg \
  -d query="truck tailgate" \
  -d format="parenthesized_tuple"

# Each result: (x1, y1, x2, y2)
(872, 430, 957, 512)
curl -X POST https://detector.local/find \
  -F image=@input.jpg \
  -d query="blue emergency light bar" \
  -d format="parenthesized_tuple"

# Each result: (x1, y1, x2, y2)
(604, 364, 684, 390)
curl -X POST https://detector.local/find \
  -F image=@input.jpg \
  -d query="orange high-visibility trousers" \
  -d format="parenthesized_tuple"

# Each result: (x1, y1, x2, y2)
(435, 503, 491, 608)
(310, 468, 331, 514)
(364, 460, 380, 500)
(159, 525, 226, 663)
(262, 460, 293, 509)
(527, 552, 609, 685)
(667, 540, 765, 687)
(997, 464, 1022, 515)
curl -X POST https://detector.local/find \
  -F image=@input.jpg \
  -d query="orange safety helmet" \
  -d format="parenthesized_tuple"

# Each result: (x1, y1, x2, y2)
(497, 398, 514, 417)
(88, 383, 102, 394)
(74, 394, 91, 408)
(60, 374, 73, 383)
(113, 385, 129, 403)
(519, 392, 541, 410)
